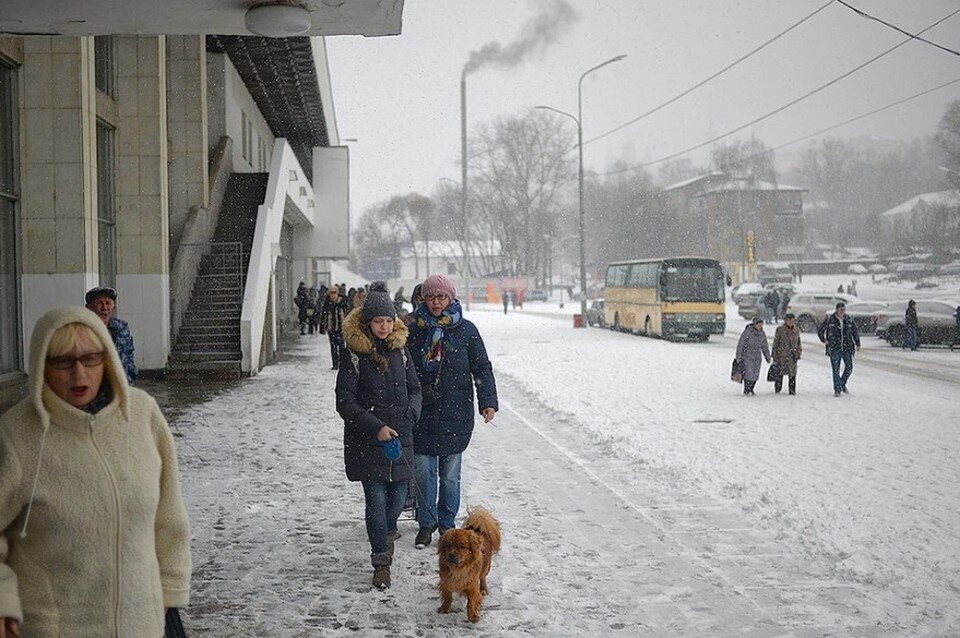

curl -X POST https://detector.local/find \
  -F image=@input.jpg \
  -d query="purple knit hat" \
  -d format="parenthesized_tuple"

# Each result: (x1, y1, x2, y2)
(421, 274, 457, 300)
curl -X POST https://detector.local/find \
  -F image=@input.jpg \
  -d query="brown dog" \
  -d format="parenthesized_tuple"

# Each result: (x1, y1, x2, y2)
(437, 507, 501, 623)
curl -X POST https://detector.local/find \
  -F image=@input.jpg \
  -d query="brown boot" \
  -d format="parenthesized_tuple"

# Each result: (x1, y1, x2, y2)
(371, 552, 391, 590)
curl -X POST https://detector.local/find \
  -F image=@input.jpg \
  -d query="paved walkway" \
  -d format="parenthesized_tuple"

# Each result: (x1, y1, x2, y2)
(161, 336, 913, 637)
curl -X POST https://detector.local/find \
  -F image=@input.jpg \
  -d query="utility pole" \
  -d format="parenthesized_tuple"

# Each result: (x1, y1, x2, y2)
(461, 72, 470, 311)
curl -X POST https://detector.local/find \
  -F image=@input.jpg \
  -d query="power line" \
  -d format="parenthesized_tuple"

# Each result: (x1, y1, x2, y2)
(762, 76, 960, 161)
(580, 0, 835, 148)
(836, 0, 960, 58)
(602, 7, 960, 176)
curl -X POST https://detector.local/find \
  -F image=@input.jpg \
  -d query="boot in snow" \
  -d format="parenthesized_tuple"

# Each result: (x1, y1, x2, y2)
(372, 552, 391, 590)
(415, 525, 436, 549)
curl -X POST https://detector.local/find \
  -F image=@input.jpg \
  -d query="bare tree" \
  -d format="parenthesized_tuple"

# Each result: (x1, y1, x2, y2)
(468, 109, 576, 283)
(711, 135, 778, 184)
(936, 99, 960, 191)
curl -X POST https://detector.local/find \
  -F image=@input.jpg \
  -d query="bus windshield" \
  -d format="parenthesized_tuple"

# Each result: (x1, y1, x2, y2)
(660, 265, 724, 302)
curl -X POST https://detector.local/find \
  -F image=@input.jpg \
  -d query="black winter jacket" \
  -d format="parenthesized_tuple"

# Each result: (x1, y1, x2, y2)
(319, 297, 350, 333)
(336, 310, 422, 482)
(817, 313, 860, 355)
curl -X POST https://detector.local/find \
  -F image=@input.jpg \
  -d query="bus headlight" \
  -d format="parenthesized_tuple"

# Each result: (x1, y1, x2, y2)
(716, 313, 725, 321)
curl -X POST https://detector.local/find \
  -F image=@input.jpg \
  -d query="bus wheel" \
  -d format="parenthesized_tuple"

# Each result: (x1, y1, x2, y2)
(644, 317, 652, 336)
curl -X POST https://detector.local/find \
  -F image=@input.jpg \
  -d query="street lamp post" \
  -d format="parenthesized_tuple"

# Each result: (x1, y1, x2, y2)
(535, 54, 626, 325)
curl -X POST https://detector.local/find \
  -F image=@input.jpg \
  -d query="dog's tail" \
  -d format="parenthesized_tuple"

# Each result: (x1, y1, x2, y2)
(463, 507, 501, 554)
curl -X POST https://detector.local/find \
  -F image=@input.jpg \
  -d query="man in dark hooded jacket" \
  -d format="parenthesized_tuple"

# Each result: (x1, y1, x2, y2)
(818, 302, 860, 397)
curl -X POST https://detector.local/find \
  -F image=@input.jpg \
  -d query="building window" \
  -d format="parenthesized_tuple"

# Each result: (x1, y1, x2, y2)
(0, 60, 20, 376)
(94, 36, 115, 97)
(96, 120, 117, 287)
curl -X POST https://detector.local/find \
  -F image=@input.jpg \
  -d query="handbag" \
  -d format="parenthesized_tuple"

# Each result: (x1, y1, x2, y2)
(165, 608, 187, 638)
(730, 358, 742, 383)
(766, 361, 782, 382)
(422, 350, 444, 405)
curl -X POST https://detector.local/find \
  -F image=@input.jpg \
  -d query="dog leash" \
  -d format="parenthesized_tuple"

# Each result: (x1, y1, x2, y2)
(395, 443, 439, 529)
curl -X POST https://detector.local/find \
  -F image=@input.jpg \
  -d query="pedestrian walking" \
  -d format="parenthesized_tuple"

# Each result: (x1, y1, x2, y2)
(904, 299, 919, 351)
(736, 316, 771, 395)
(765, 288, 780, 324)
(85, 285, 138, 384)
(501, 289, 509, 315)
(295, 282, 310, 335)
(0, 307, 191, 636)
(336, 282, 421, 590)
(394, 286, 407, 315)
(401, 284, 423, 327)
(818, 302, 861, 397)
(771, 313, 802, 394)
(306, 286, 320, 335)
(319, 285, 350, 369)
(408, 274, 498, 548)
(354, 287, 369, 310)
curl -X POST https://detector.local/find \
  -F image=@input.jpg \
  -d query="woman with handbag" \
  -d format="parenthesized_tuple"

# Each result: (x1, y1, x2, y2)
(407, 275, 498, 549)
(771, 313, 802, 395)
(736, 316, 771, 396)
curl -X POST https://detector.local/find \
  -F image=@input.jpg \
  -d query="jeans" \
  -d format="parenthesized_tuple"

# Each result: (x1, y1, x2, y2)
(414, 452, 462, 531)
(361, 480, 408, 555)
(327, 330, 343, 369)
(829, 350, 854, 393)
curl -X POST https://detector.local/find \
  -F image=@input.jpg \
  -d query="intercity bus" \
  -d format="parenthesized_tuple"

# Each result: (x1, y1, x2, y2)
(604, 257, 726, 341)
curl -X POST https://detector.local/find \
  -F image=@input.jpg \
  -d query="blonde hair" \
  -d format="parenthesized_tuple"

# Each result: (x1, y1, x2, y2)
(46, 322, 115, 379)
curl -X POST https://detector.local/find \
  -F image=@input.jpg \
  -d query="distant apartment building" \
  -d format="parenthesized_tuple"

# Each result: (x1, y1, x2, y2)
(663, 172, 806, 279)
(0, 2, 403, 411)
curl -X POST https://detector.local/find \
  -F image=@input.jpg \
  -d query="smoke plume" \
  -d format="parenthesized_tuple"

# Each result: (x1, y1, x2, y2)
(463, 0, 580, 77)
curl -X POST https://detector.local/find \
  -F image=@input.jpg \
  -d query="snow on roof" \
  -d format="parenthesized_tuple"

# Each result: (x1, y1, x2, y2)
(328, 260, 369, 288)
(400, 240, 501, 259)
(662, 172, 726, 192)
(880, 191, 960, 218)
(698, 178, 805, 195)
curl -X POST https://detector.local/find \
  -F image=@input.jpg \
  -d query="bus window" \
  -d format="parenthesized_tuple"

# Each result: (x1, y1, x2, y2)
(660, 265, 724, 302)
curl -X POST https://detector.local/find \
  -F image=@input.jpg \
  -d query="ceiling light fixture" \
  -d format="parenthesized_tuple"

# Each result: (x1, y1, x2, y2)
(245, 2, 311, 38)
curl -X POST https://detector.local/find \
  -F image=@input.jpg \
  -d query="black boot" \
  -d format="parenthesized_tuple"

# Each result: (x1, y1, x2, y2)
(415, 525, 436, 549)
(788, 376, 796, 395)
(372, 552, 391, 590)
(774, 378, 782, 394)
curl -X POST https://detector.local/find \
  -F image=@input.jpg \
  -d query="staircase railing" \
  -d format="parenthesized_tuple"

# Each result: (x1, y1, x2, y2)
(240, 138, 315, 373)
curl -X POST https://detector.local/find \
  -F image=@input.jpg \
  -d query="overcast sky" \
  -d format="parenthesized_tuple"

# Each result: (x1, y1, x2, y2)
(326, 0, 960, 219)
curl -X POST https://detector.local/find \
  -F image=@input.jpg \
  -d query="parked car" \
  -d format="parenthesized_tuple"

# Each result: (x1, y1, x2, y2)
(878, 299, 960, 347)
(786, 292, 859, 332)
(757, 263, 793, 286)
(867, 263, 888, 274)
(824, 300, 887, 334)
(585, 300, 605, 327)
(737, 292, 763, 319)
(525, 288, 549, 302)
(892, 263, 933, 278)
(731, 281, 764, 304)
(937, 262, 960, 275)
(847, 263, 869, 275)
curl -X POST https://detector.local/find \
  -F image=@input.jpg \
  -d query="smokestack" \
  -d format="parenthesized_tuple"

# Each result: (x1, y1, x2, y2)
(462, 0, 580, 78)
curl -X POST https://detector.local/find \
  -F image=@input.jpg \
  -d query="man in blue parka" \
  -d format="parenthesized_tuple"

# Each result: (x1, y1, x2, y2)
(407, 274, 498, 549)
(85, 286, 138, 384)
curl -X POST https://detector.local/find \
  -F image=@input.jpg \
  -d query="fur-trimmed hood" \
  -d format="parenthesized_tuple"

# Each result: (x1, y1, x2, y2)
(342, 308, 409, 356)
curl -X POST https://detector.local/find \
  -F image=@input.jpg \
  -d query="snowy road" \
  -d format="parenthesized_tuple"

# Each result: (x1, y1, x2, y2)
(161, 311, 958, 636)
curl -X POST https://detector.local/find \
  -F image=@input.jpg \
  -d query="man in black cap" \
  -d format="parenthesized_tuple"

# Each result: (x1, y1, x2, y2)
(85, 286, 138, 384)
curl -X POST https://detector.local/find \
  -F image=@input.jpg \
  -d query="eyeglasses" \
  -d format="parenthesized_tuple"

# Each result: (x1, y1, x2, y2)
(425, 294, 449, 302)
(47, 352, 106, 370)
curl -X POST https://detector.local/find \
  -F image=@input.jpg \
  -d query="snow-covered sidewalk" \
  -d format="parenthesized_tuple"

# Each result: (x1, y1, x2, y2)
(158, 324, 952, 636)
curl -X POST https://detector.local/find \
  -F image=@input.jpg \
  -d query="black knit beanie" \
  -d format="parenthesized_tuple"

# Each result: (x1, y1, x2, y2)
(361, 281, 397, 322)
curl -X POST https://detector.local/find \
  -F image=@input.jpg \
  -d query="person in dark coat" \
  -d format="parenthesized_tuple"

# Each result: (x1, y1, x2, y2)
(408, 274, 498, 549)
(336, 282, 422, 590)
(501, 289, 509, 315)
(319, 285, 351, 369)
(294, 282, 309, 335)
(306, 286, 320, 335)
(952, 305, 960, 351)
(400, 284, 423, 327)
(765, 289, 780, 324)
(818, 302, 860, 397)
(904, 299, 919, 351)
(771, 313, 802, 394)
(393, 286, 407, 315)
(736, 316, 771, 395)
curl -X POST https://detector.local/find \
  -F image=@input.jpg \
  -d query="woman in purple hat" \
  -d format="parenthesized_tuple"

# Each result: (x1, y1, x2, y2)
(407, 274, 498, 549)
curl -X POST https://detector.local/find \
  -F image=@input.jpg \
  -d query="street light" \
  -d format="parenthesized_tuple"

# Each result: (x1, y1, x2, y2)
(535, 53, 626, 324)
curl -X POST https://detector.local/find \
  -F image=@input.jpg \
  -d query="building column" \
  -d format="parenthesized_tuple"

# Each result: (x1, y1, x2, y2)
(19, 36, 99, 354)
(115, 36, 170, 370)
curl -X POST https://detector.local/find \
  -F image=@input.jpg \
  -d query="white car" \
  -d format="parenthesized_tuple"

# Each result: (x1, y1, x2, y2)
(786, 292, 859, 332)
(867, 264, 888, 274)
(731, 282, 764, 304)
(847, 263, 869, 275)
